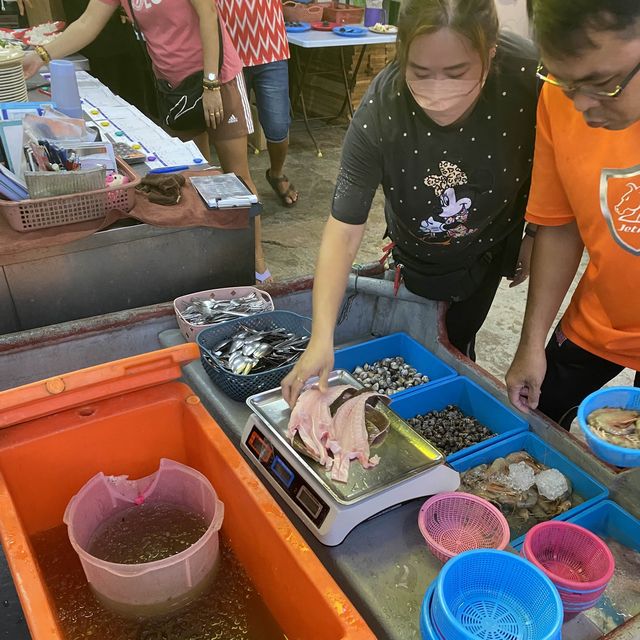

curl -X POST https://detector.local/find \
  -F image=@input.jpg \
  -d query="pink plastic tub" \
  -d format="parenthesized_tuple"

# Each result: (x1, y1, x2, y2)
(418, 492, 510, 563)
(63, 458, 224, 615)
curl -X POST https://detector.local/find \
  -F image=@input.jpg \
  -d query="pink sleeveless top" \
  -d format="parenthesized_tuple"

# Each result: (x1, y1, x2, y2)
(100, 0, 243, 86)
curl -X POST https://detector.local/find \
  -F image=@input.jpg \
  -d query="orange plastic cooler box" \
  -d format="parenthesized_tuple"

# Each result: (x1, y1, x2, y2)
(0, 344, 374, 640)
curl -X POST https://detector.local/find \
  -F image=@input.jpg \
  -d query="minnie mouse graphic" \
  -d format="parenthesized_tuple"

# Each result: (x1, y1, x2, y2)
(420, 160, 475, 239)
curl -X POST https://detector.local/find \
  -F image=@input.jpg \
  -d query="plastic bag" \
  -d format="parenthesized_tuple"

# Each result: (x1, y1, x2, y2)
(22, 106, 94, 146)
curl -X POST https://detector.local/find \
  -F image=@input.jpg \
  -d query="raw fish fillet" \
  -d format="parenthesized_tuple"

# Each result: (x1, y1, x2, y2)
(288, 386, 389, 483)
(287, 385, 351, 468)
(328, 391, 387, 483)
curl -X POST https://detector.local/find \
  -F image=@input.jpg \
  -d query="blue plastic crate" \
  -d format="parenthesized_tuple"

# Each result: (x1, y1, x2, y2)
(333, 333, 457, 400)
(390, 377, 528, 463)
(449, 431, 609, 548)
(562, 500, 640, 552)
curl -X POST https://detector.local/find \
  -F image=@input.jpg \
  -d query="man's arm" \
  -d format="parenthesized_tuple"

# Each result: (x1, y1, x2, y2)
(506, 221, 584, 412)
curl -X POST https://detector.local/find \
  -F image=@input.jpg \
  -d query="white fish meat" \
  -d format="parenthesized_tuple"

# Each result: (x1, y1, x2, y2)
(328, 391, 387, 483)
(287, 385, 352, 468)
(288, 386, 389, 482)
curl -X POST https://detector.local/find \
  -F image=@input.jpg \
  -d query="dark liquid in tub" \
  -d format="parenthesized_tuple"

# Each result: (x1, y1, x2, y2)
(31, 504, 286, 640)
(88, 502, 209, 564)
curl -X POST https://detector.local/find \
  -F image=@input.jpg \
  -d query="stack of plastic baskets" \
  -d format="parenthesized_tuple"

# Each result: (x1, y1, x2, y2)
(522, 521, 615, 618)
(420, 549, 563, 640)
(420, 584, 440, 640)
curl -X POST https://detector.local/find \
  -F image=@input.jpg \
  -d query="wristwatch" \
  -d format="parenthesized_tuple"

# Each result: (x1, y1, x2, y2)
(203, 72, 221, 91)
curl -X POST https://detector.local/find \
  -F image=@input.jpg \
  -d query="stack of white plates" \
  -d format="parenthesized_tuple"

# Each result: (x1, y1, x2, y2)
(0, 49, 27, 102)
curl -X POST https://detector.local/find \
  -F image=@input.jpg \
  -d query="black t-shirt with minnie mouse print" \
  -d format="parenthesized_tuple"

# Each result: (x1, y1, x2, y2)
(332, 31, 538, 284)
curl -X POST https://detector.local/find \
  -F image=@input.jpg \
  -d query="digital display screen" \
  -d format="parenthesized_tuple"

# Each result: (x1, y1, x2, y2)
(271, 456, 294, 488)
(296, 486, 322, 519)
(248, 431, 272, 463)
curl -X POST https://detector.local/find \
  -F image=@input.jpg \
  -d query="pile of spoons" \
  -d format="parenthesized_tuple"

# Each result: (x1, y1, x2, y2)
(180, 292, 271, 326)
(207, 325, 310, 375)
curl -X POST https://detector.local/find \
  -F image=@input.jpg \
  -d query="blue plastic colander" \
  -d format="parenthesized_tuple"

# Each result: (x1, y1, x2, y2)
(432, 550, 563, 640)
(420, 584, 441, 639)
(578, 386, 640, 467)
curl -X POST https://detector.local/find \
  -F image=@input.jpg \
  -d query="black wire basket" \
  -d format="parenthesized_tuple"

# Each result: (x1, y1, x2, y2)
(197, 311, 312, 402)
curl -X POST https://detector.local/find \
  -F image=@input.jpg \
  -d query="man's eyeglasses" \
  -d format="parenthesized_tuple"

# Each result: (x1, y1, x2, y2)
(536, 60, 640, 99)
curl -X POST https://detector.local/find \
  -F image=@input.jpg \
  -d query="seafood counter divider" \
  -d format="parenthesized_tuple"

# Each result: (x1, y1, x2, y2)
(1, 269, 640, 639)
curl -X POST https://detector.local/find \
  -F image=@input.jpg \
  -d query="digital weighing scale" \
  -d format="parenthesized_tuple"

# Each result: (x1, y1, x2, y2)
(241, 371, 460, 546)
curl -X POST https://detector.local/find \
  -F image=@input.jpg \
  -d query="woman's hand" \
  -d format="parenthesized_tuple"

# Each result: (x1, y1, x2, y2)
(16, 0, 32, 16)
(281, 338, 334, 408)
(509, 234, 534, 288)
(23, 51, 44, 79)
(203, 88, 223, 129)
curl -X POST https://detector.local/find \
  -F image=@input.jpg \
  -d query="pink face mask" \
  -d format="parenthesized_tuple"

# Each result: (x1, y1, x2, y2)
(407, 77, 485, 126)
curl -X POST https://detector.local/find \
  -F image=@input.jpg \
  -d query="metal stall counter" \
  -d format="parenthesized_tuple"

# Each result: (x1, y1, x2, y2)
(1, 272, 640, 639)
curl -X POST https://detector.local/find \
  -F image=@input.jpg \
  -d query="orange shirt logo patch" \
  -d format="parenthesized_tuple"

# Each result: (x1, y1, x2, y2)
(601, 165, 640, 256)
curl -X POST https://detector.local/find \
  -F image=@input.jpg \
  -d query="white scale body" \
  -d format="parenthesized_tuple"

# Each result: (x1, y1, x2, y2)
(241, 372, 460, 546)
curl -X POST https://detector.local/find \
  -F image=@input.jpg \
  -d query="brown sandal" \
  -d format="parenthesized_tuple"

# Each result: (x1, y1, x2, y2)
(266, 169, 298, 208)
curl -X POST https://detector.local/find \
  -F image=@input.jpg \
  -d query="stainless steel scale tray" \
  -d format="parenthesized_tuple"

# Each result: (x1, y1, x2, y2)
(246, 370, 444, 505)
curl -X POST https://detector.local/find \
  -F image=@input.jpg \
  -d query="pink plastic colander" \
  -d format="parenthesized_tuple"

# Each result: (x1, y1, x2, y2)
(418, 492, 510, 563)
(522, 521, 615, 610)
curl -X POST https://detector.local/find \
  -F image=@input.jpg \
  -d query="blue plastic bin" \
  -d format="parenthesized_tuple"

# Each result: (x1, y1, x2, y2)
(577, 387, 640, 468)
(449, 431, 609, 548)
(563, 500, 640, 552)
(390, 377, 528, 463)
(333, 333, 457, 400)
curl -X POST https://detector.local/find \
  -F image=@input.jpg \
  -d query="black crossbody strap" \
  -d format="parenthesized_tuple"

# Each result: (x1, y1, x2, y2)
(125, 0, 142, 37)
(124, 0, 154, 72)
(123, 0, 223, 76)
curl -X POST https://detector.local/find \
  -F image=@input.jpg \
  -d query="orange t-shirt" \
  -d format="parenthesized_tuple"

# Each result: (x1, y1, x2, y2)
(526, 85, 640, 371)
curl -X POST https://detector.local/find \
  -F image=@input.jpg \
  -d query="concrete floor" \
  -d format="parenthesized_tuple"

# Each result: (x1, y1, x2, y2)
(242, 120, 635, 388)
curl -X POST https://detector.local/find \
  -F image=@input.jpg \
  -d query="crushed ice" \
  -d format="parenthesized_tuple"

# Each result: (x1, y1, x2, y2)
(505, 462, 536, 492)
(535, 468, 569, 500)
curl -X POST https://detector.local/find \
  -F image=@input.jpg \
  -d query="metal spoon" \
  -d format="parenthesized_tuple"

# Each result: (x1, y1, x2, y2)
(253, 343, 272, 359)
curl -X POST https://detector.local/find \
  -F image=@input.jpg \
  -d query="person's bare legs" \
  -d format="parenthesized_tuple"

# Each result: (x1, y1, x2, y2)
(213, 135, 272, 284)
(267, 138, 298, 205)
(192, 131, 211, 162)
